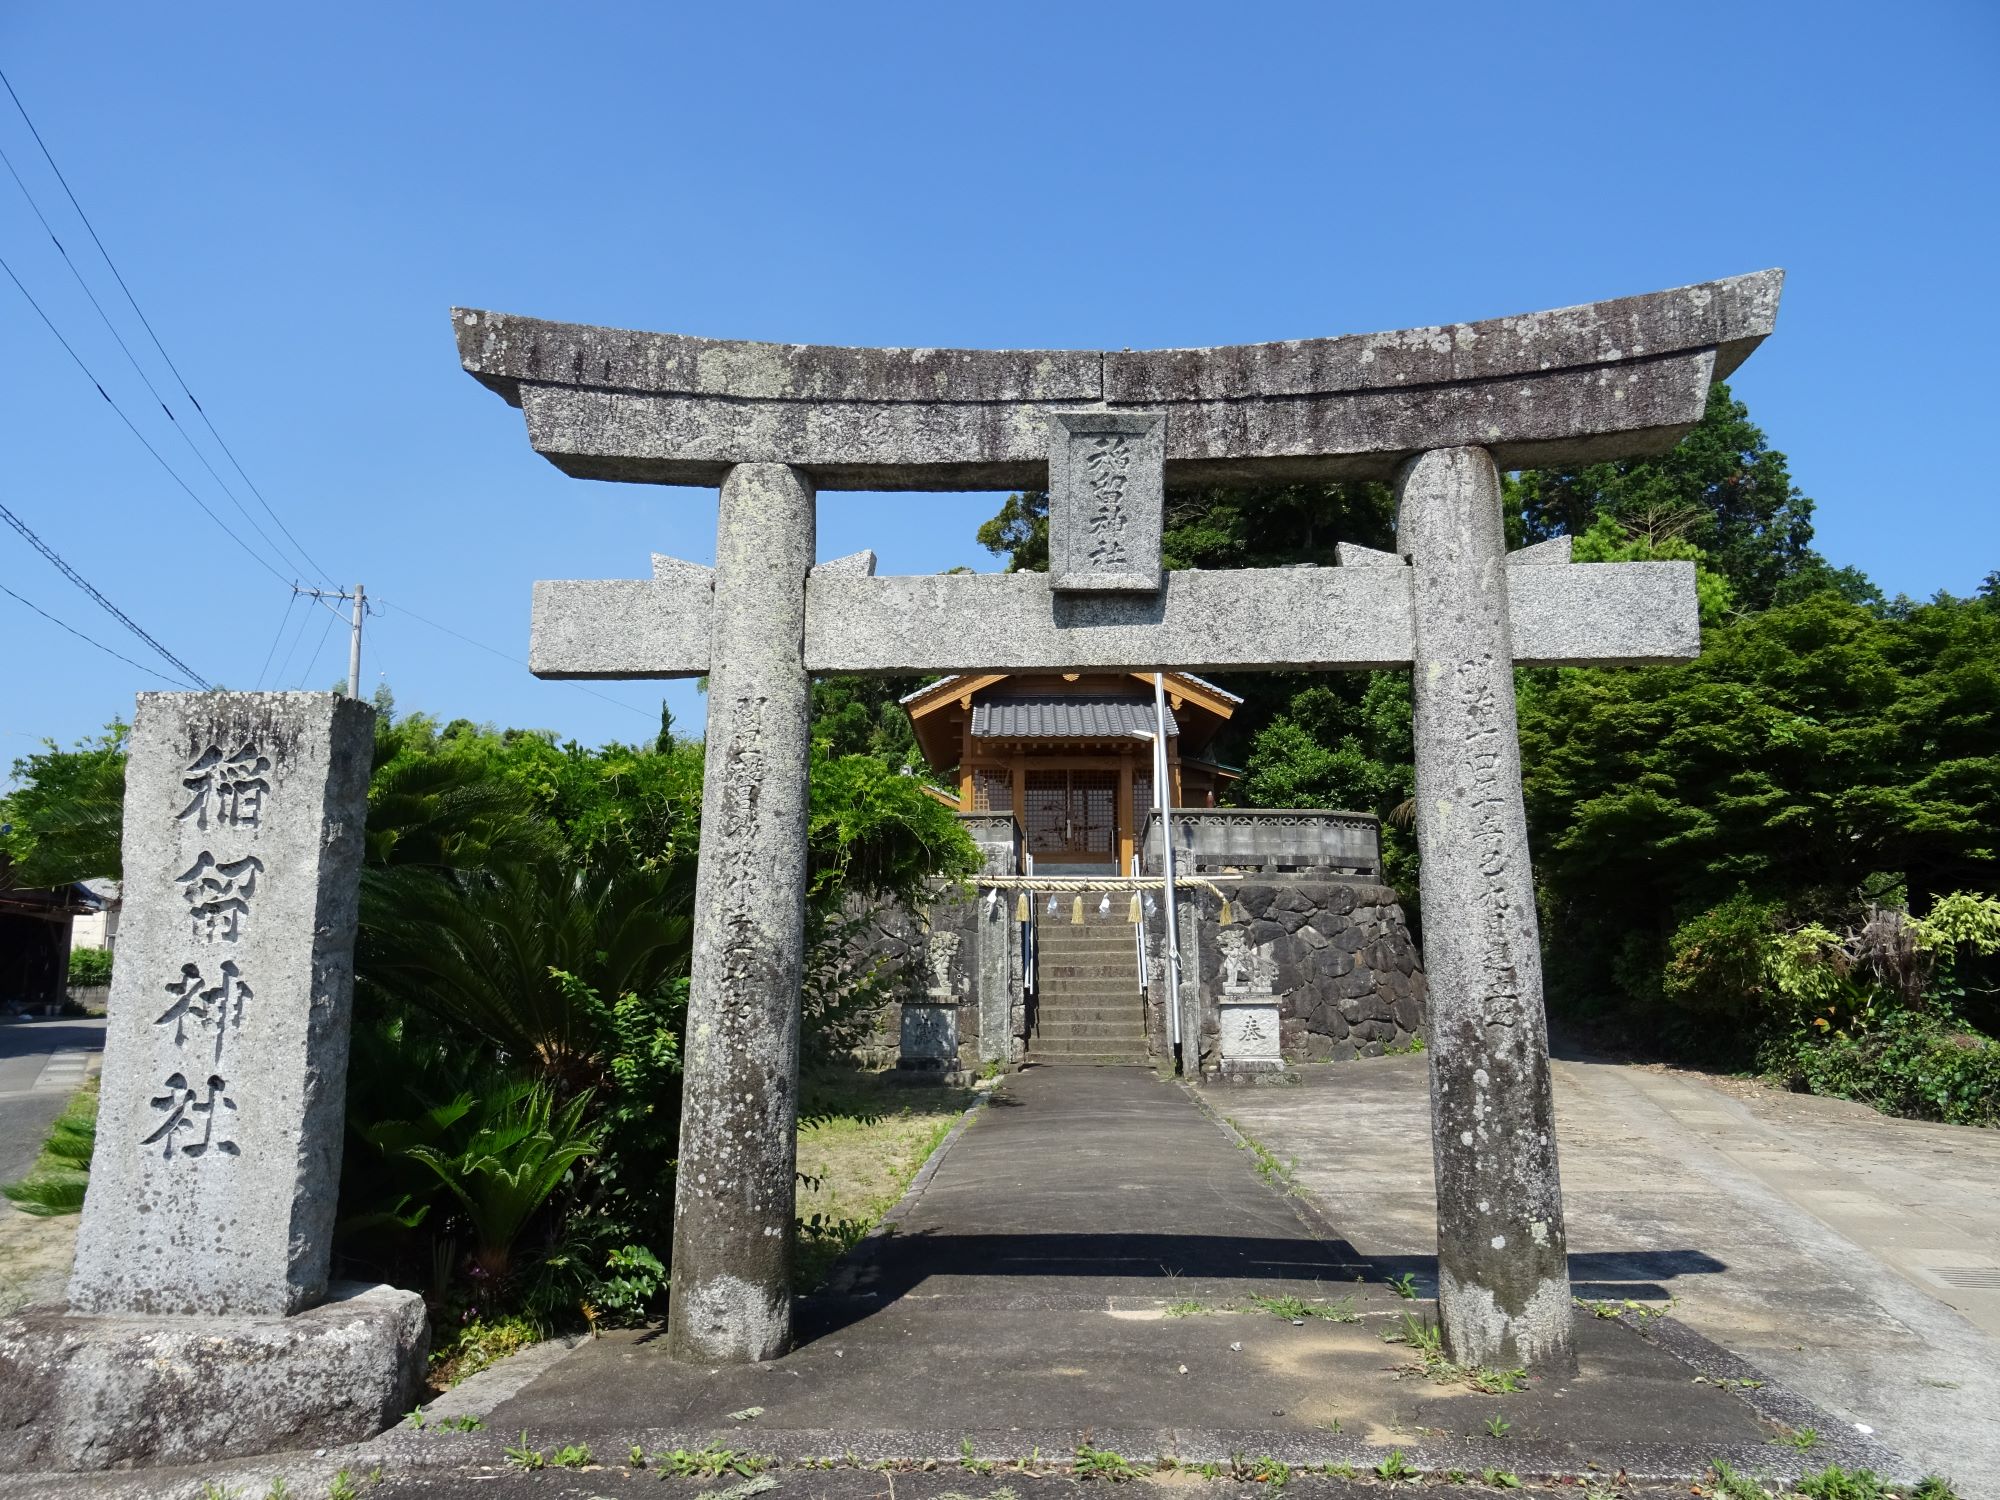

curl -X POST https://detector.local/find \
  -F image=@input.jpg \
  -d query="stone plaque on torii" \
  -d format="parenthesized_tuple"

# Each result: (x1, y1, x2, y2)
(452, 271, 1783, 1373)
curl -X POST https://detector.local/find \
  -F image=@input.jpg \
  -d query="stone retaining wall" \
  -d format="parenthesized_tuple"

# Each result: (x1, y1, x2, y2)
(1147, 880, 1426, 1073)
(1222, 880, 1426, 1060)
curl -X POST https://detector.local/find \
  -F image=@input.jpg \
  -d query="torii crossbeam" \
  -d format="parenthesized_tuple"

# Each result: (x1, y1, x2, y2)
(452, 271, 1782, 1374)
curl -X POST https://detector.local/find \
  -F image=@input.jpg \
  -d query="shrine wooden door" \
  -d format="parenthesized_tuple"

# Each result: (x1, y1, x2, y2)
(1024, 768, 1119, 866)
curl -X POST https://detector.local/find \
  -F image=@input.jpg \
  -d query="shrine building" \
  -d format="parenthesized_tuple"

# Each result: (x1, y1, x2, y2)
(900, 670, 1241, 875)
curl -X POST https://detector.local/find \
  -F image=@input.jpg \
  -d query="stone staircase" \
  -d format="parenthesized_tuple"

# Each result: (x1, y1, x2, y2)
(1030, 915, 1150, 1066)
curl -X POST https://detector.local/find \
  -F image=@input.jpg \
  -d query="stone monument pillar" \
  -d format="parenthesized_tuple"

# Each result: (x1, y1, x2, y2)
(0, 692, 426, 1472)
(73, 693, 371, 1314)
(666, 463, 815, 1364)
(1398, 448, 1575, 1375)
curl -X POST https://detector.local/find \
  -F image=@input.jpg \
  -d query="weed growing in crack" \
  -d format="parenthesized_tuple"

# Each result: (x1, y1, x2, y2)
(1246, 1292, 1359, 1322)
(1484, 1416, 1511, 1439)
(1225, 1119, 1304, 1196)
(960, 1438, 996, 1475)
(1382, 1310, 1443, 1356)
(1375, 1448, 1417, 1483)
(650, 1444, 771, 1478)
(550, 1442, 592, 1469)
(1073, 1444, 1140, 1481)
(1388, 1272, 1420, 1299)
(1381, 1312, 1525, 1394)
(1706, 1460, 1771, 1500)
(1165, 1299, 1213, 1317)
(1481, 1469, 1522, 1490)
(1234, 1454, 1292, 1487)
(503, 1432, 545, 1470)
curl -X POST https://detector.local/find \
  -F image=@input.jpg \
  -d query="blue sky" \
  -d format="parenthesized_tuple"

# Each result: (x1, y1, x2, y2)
(2, 2, 1994, 762)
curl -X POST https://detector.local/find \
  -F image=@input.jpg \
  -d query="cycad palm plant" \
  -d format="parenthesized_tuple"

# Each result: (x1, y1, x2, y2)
(403, 1081, 604, 1280)
(356, 852, 693, 1092)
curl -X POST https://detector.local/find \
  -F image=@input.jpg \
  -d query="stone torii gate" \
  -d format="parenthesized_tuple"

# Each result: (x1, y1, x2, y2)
(452, 271, 1782, 1374)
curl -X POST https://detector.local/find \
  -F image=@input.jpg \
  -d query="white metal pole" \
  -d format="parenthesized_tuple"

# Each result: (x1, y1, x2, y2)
(1154, 673, 1184, 1063)
(346, 583, 366, 698)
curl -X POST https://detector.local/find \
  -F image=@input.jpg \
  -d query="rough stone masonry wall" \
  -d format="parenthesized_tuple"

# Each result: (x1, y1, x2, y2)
(837, 884, 1000, 1074)
(1156, 881, 1425, 1068)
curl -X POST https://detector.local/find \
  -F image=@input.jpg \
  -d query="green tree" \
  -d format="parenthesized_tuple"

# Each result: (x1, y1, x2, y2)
(1240, 674, 1417, 891)
(1518, 591, 2000, 1020)
(0, 723, 128, 886)
(811, 675, 924, 762)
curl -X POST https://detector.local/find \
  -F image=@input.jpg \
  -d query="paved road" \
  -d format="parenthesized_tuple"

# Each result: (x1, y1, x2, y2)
(0, 1016, 104, 1190)
(1218, 1052, 2000, 1494)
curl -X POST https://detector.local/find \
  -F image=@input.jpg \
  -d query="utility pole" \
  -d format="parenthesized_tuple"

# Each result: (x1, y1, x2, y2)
(291, 584, 368, 696)
(347, 583, 365, 699)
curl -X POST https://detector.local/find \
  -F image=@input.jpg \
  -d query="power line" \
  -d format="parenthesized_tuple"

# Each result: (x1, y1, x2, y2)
(0, 497, 209, 688)
(0, 252, 299, 590)
(0, 142, 326, 586)
(295, 599, 341, 689)
(0, 578, 190, 686)
(0, 66, 336, 585)
(269, 584, 318, 689)
(253, 590, 298, 690)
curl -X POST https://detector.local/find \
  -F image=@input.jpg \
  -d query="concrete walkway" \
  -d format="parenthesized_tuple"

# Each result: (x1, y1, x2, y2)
(452, 1068, 1810, 1478)
(1218, 1053, 2000, 1493)
(1, 1065, 1898, 1499)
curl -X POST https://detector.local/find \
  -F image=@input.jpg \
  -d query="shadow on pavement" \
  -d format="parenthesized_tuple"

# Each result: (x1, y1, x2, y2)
(0, 1018, 104, 1063)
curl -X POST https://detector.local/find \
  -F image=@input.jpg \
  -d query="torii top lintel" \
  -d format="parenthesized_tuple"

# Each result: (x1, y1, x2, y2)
(452, 270, 1781, 492)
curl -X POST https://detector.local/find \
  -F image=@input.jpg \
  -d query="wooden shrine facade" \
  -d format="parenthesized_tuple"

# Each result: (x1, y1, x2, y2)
(902, 670, 1240, 873)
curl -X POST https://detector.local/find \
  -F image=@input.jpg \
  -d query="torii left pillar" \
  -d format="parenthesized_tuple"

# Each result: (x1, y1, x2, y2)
(667, 462, 814, 1363)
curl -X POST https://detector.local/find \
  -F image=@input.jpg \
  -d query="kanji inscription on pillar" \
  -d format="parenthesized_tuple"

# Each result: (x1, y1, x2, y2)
(70, 692, 374, 1318)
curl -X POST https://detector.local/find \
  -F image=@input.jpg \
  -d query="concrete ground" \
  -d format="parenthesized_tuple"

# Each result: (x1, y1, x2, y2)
(0, 1063, 1919, 1498)
(1218, 1052, 2000, 1494)
(477, 1068, 1784, 1461)
(0, 1016, 103, 1187)
(0, 1017, 102, 1315)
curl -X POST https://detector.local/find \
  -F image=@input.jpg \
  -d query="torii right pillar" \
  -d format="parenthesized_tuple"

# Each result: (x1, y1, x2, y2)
(1400, 445, 1575, 1374)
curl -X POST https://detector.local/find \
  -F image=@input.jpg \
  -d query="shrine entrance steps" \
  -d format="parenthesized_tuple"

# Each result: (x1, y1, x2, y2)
(1030, 914, 1150, 1067)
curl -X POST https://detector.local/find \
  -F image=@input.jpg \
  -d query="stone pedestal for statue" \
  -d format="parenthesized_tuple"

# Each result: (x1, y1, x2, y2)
(0, 693, 426, 1471)
(1216, 998, 1286, 1078)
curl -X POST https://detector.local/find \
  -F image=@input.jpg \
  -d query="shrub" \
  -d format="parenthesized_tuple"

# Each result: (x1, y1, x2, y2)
(1661, 892, 1782, 1017)
(1761, 1012, 2000, 1127)
(66, 946, 112, 988)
